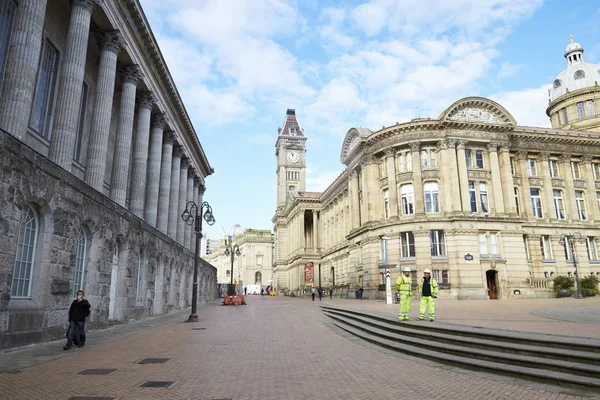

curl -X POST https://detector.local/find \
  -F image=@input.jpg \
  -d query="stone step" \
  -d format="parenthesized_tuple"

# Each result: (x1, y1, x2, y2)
(321, 306, 600, 354)
(328, 318, 600, 392)
(323, 308, 600, 367)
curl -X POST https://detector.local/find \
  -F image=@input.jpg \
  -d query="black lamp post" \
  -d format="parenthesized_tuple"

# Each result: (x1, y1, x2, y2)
(224, 235, 241, 296)
(181, 201, 215, 322)
(558, 232, 585, 299)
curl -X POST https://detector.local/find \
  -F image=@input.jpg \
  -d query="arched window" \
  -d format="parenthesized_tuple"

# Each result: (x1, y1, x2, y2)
(72, 228, 87, 298)
(330, 266, 335, 286)
(11, 206, 38, 298)
(255, 271, 262, 284)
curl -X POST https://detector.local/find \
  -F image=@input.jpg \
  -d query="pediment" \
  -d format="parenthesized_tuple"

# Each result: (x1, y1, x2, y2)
(340, 127, 372, 165)
(439, 97, 516, 126)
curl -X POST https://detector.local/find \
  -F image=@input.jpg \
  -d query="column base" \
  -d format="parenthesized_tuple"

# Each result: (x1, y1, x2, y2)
(185, 314, 199, 322)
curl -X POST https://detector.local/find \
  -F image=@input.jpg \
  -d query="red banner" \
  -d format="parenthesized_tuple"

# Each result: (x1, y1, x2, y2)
(304, 265, 314, 286)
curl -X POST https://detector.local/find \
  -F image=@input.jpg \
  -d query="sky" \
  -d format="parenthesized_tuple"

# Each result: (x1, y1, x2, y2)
(138, 0, 600, 240)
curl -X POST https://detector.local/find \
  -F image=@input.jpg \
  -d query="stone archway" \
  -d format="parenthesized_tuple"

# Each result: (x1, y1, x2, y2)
(486, 270, 499, 299)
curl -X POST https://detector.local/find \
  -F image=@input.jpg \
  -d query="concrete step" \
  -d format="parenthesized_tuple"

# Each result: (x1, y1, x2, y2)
(321, 306, 600, 354)
(323, 308, 600, 367)
(322, 307, 600, 391)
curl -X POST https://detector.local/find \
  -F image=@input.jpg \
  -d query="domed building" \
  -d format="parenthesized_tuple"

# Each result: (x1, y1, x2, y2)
(272, 38, 600, 301)
(547, 36, 600, 131)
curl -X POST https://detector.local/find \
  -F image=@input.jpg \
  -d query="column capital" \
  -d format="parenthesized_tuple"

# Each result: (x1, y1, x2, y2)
(137, 91, 155, 110)
(71, 0, 102, 13)
(363, 155, 376, 165)
(559, 153, 571, 164)
(582, 154, 594, 164)
(96, 29, 125, 55)
(173, 144, 183, 158)
(437, 140, 448, 150)
(487, 142, 500, 152)
(410, 142, 420, 153)
(151, 112, 168, 130)
(539, 152, 550, 161)
(445, 138, 457, 148)
(180, 156, 190, 170)
(163, 130, 176, 145)
(187, 166, 196, 179)
(517, 150, 528, 160)
(351, 169, 359, 178)
(194, 176, 201, 187)
(199, 184, 206, 195)
(457, 140, 468, 150)
(499, 143, 510, 153)
(384, 149, 394, 158)
(119, 64, 144, 86)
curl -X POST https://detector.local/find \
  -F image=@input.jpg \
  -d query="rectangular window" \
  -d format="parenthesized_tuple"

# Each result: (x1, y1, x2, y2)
(479, 182, 488, 213)
(592, 163, 600, 180)
(575, 190, 587, 220)
(429, 150, 436, 168)
(524, 235, 531, 260)
(553, 189, 565, 219)
(379, 237, 387, 262)
(430, 230, 446, 257)
(586, 237, 598, 261)
(475, 151, 484, 168)
(469, 181, 477, 212)
(577, 102, 585, 120)
(406, 152, 412, 171)
(540, 235, 553, 260)
(510, 158, 516, 175)
(30, 40, 59, 138)
(380, 159, 386, 178)
(400, 232, 415, 258)
(398, 153, 405, 172)
(421, 150, 428, 169)
(571, 162, 581, 179)
(561, 108, 568, 124)
(478, 233, 487, 255)
(530, 188, 543, 218)
(465, 150, 484, 168)
(548, 160, 560, 178)
(401, 184, 414, 215)
(527, 159, 537, 176)
(441, 270, 449, 284)
(256, 255, 263, 266)
(489, 233, 498, 255)
(424, 182, 439, 213)
(465, 150, 472, 168)
(586, 100, 595, 118)
(563, 239, 574, 261)
(0, 0, 16, 96)
(514, 187, 520, 214)
(383, 189, 390, 219)
(73, 82, 88, 161)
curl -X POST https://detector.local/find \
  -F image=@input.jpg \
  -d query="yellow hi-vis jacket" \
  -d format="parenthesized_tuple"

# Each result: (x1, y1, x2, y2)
(418, 277, 439, 297)
(395, 274, 412, 295)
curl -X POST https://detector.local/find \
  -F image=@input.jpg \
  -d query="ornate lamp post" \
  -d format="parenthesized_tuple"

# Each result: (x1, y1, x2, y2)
(181, 201, 215, 322)
(558, 232, 585, 299)
(224, 235, 241, 296)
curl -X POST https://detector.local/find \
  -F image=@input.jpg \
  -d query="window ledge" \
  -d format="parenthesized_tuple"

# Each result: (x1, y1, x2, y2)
(543, 259, 556, 263)
(401, 257, 416, 261)
(432, 256, 449, 261)
(8, 298, 42, 310)
(589, 260, 600, 264)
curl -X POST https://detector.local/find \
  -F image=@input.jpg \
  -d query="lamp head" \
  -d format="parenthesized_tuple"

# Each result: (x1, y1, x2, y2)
(181, 209, 190, 222)
(235, 248, 241, 257)
(224, 249, 230, 257)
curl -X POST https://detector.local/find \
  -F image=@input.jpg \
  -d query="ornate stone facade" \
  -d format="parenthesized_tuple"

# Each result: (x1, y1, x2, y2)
(273, 97, 600, 300)
(0, 0, 215, 349)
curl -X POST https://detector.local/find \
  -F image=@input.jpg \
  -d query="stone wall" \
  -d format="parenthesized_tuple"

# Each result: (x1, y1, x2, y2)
(0, 130, 216, 350)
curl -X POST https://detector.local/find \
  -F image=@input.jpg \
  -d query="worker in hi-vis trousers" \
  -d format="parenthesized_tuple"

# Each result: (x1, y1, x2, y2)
(395, 267, 412, 321)
(418, 269, 438, 321)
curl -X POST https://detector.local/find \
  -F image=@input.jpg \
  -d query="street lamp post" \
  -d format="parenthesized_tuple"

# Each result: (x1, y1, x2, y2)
(382, 234, 392, 305)
(224, 235, 241, 296)
(558, 232, 585, 299)
(181, 201, 215, 322)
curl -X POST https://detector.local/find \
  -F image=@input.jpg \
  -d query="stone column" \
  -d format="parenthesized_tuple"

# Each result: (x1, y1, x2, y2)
(456, 140, 470, 212)
(177, 157, 189, 243)
(583, 155, 598, 221)
(518, 151, 533, 218)
(487, 143, 505, 215)
(446, 139, 462, 213)
(48, 0, 99, 170)
(184, 168, 194, 249)
(499, 145, 517, 216)
(128, 92, 155, 218)
(157, 131, 175, 233)
(144, 113, 167, 227)
(437, 140, 451, 213)
(560, 154, 578, 220)
(538, 152, 555, 220)
(350, 171, 360, 229)
(109, 64, 144, 206)
(84, 30, 124, 191)
(312, 210, 319, 250)
(0, 0, 48, 137)
(385, 150, 399, 217)
(299, 209, 305, 251)
(410, 142, 425, 215)
(167, 147, 182, 238)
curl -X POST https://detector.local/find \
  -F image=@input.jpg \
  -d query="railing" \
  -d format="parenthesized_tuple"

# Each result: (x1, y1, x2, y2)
(529, 278, 553, 290)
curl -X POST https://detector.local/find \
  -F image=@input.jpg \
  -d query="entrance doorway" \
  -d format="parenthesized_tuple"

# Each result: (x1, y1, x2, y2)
(486, 270, 498, 299)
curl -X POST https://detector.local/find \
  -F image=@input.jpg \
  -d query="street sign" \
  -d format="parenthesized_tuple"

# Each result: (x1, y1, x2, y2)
(378, 264, 399, 269)
(363, 271, 369, 274)
(464, 254, 474, 261)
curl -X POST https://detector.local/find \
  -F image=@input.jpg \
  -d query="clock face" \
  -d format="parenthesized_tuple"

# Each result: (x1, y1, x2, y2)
(287, 151, 300, 163)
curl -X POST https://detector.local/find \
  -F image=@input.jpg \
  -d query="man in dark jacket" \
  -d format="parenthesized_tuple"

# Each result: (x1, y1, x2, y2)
(64, 290, 91, 350)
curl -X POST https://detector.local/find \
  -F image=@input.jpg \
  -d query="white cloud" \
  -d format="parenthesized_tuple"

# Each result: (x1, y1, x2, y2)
(306, 167, 345, 192)
(498, 62, 524, 79)
(490, 84, 552, 127)
(352, 3, 388, 37)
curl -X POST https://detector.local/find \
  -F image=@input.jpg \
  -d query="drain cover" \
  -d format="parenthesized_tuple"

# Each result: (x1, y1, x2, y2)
(140, 381, 174, 388)
(138, 358, 169, 364)
(68, 397, 115, 400)
(78, 369, 117, 375)
(191, 328, 206, 330)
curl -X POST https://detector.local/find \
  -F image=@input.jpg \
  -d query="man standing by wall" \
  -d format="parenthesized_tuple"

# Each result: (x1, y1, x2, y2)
(418, 269, 438, 322)
(396, 267, 412, 321)
(64, 290, 91, 350)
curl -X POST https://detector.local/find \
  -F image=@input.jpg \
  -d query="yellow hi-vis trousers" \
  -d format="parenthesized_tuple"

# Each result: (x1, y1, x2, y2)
(398, 294, 411, 320)
(418, 296, 435, 320)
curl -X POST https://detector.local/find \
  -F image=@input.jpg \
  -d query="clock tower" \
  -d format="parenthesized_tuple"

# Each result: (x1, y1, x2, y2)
(275, 109, 307, 207)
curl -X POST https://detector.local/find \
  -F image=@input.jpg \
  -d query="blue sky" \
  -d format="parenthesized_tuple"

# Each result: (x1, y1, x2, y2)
(139, 0, 600, 239)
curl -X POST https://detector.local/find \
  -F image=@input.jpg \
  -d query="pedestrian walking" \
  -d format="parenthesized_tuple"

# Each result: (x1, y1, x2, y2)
(261, 288, 264, 297)
(64, 290, 91, 350)
(329, 288, 333, 299)
(358, 286, 364, 300)
(396, 267, 412, 321)
(311, 287, 316, 301)
(318, 287, 323, 301)
(418, 269, 438, 321)
(244, 286, 247, 296)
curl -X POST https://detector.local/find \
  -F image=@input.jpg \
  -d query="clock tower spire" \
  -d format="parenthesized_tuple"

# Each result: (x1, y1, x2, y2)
(275, 109, 307, 207)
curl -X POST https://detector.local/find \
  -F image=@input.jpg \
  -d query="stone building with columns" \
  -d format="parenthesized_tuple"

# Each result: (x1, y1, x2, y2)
(0, 0, 216, 349)
(273, 38, 600, 300)
(205, 229, 274, 293)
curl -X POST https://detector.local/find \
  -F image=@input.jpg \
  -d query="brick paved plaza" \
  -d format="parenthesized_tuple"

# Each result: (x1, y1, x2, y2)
(1, 297, 599, 400)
